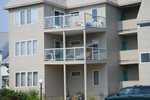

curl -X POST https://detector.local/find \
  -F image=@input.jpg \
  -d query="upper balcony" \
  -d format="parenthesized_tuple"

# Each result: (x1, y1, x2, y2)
(44, 13, 106, 32)
(118, 19, 137, 35)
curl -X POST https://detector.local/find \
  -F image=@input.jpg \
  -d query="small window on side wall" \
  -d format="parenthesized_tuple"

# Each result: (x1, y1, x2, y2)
(93, 70, 100, 86)
(141, 53, 150, 63)
(70, 40, 81, 46)
(71, 71, 81, 77)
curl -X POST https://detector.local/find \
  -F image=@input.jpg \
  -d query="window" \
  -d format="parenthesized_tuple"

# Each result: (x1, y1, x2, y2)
(20, 11, 25, 25)
(92, 8, 97, 21)
(71, 71, 81, 77)
(33, 40, 37, 54)
(70, 12, 79, 16)
(21, 72, 26, 86)
(33, 72, 38, 86)
(15, 42, 20, 56)
(15, 40, 37, 56)
(139, 22, 150, 27)
(93, 70, 100, 85)
(15, 71, 38, 87)
(27, 9, 32, 24)
(15, 73, 20, 87)
(15, 8, 38, 25)
(141, 53, 150, 63)
(27, 41, 32, 55)
(70, 40, 81, 46)
(21, 41, 26, 55)
(27, 72, 32, 86)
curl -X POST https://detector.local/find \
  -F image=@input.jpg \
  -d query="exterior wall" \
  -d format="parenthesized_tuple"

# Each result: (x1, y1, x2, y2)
(9, 4, 45, 90)
(44, 4, 66, 17)
(68, 4, 106, 17)
(45, 65, 64, 98)
(138, 27, 150, 85)
(87, 64, 107, 97)
(65, 33, 106, 48)
(138, 0, 150, 85)
(105, 4, 121, 94)
(44, 34, 63, 48)
(67, 65, 84, 95)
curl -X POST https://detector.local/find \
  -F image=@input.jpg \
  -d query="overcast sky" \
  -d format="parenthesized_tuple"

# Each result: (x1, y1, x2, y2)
(0, 0, 8, 32)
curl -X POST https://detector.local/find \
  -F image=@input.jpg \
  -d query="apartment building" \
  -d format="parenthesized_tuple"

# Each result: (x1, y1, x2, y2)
(4, 0, 150, 100)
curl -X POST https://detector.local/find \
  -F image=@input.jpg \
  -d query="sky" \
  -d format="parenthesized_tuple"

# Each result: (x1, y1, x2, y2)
(0, 0, 9, 32)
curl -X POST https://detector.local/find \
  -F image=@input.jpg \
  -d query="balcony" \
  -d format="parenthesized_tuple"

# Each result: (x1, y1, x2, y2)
(120, 49, 138, 65)
(118, 19, 137, 35)
(44, 13, 106, 32)
(121, 81, 139, 87)
(45, 47, 107, 62)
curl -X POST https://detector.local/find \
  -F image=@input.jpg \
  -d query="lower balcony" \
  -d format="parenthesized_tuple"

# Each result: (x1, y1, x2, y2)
(45, 47, 107, 63)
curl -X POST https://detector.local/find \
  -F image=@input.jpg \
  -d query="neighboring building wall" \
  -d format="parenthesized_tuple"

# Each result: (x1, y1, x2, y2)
(9, 4, 45, 90)
(137, 0, 150, 85)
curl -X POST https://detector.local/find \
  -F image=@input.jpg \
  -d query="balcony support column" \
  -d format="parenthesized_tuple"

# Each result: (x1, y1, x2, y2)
(63, 64, 67, 100)
(84, 64, 87, 100)
(63, 31, 66, 61)
(83, 29, 86, 61)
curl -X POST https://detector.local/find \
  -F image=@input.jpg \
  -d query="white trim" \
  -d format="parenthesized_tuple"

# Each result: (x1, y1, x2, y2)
(92, 70, 100, 86)
(71, 71, 81, 77)
(139, 52, 150, 64)
(70, 40, 81, 46)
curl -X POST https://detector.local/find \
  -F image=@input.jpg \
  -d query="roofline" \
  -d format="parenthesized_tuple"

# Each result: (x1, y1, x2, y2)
(4, 0, 45, 10)
(4, 0, 141, 10)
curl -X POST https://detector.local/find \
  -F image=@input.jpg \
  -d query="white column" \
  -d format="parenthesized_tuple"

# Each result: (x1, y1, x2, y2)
(63, 64, 67, 100)
(83, 30, 86, 61)
(84, 64, 87, 100)
(63, 31, 66, 61)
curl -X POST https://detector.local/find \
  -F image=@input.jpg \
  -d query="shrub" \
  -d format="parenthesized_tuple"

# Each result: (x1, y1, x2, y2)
(0, 89, 40, 100)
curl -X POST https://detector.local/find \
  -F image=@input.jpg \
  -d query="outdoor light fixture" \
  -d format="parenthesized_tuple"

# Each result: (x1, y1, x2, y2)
(39, 79, 43, 100)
